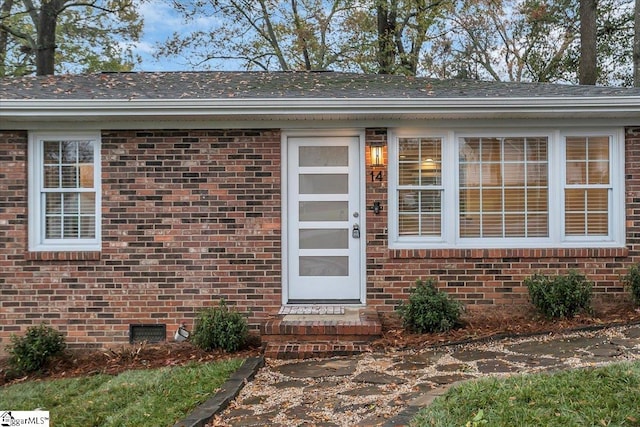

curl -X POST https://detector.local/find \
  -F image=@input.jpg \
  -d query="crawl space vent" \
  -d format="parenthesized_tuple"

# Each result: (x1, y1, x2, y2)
(129, 324, 166, 344)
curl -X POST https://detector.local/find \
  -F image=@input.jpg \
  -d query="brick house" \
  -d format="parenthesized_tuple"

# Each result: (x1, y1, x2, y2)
(1, 71, 640, 351)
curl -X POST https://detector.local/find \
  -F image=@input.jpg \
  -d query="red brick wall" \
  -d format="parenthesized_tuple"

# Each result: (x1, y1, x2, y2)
(0, 130, 282, 348)
(364, 128, 640, 311)
(1, 127, 639, 349)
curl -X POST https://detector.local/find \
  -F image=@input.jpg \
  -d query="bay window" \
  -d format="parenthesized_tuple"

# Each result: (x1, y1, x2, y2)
(389, 129, 624, 249)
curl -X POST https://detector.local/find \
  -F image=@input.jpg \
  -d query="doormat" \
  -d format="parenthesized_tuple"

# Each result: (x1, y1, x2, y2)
(278, 306, 346, 315)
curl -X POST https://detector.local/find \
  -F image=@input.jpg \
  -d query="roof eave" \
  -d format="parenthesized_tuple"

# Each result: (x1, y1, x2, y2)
(2, 97, 640, 122)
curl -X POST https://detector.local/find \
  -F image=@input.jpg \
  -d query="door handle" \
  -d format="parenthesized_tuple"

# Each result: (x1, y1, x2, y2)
(352, 224, 360, 238)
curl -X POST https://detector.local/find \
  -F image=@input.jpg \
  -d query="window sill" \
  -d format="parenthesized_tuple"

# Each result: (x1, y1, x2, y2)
(25, 251, 101, 261)
(389, 247, 629, 259)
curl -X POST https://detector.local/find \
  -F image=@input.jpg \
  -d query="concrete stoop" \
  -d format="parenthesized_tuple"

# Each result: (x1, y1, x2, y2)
(261, 307, 382, 359)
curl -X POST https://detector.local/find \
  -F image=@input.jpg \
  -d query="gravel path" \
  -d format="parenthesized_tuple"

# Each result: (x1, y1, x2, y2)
(211, 325, 640, 426)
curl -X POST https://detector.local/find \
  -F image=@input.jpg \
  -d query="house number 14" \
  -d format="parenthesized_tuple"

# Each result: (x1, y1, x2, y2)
(370, 171, 384, 182)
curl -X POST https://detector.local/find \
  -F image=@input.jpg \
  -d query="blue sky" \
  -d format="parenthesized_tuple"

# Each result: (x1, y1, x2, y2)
(131, 1, 229, 72)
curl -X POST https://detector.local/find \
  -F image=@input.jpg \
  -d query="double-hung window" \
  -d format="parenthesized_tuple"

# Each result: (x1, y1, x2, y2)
(28, 132, 101, 252)
(389, 129, 624, 249)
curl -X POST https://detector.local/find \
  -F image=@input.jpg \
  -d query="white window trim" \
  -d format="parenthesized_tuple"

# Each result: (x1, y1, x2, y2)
(388, 128, 625, 250)
(28, 131, 102, 252)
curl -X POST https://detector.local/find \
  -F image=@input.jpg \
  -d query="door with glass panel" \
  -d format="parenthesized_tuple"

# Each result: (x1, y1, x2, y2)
(287, 136, 362, 302)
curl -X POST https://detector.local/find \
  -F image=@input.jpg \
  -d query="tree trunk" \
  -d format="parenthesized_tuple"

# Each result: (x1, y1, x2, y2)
(0, 0, 14, 77)
(579, 0, 597, 85)
(35, 0, 62, 75)
(635, 0, 640, 86)
(377, 0, 395, 74)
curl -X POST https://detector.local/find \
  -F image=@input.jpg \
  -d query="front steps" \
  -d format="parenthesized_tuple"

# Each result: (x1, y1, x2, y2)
(261, 307, 382, 359)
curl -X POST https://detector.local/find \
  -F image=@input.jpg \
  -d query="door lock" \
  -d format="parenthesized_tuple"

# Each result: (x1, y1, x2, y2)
(352, 224, 360, 238)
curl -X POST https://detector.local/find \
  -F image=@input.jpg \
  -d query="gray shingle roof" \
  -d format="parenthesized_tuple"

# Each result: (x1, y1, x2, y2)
(2, 71, 640, 100)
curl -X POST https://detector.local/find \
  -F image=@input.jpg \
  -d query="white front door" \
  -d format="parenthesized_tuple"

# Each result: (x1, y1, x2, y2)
(286, 135, 362, 302)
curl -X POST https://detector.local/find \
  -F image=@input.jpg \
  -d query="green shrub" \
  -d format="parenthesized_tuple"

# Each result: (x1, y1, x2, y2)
(191, 299, 248, 352)
(7, 323, 66, 374)
(525, 270, 593, 318)
(398, 279, 463, 333)
(623, 264, 640, 305)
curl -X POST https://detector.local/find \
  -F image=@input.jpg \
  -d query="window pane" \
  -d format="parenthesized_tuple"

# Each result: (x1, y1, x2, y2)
(45, 193, 62, 214)
(482, 214, 503, 236)
(481, 163, 501, 186)
(79, 164, 94, 188)
(399, 138, 420, 162)
(527, 163, 548, 186)
(526, 138, 548, 161)
(44, 166, 59, 188)
(77, 141, 94, 163)
(61, 166, 77, 188)
(504, 163, 524, 187)
(299, 229, 348, 249)
(80, 193, 95, 215)
(588, 161, 609, 184)
(300, 256, 348, 276)
(503, 138, 525, 161)
(299, 146, 348, 167)
(45, 217, 61, 239)
(459, 188, 480, 214)
(481, 138, 501, 161)
(565, 213, 586, 235)
(527, 188, 548, 212)
(61, 141, 78, 162)
(63, 216, 79, 238)
(505, 214, 525, 237)
(566, 162, 586, 184)
(588, 214, 608, 235)
(565, 189, 585, 211)
(528, 214, 548, 236)
(566, 138, 586, 160)
(399, 163, 418, 185)
(482, 189, 502, 213)
(460, 214, 480, 237)
(299, 174, 347, 194)
(420, 190, 441, 212)
(80, 217, 96, 238)
(420, 214, 441, 236)
(399, 214, 419, 235)
(399, 190, 419, 213)
(63, 193, 79, 215)
(44, 141, 60, 162)
(299, 201, 347, 221)
(588, 137, 609, 160)
(504, 188, 525, 212)
(586, 189, 608, 211)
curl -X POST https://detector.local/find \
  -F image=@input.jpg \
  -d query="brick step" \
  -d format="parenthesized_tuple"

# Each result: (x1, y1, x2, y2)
(264, 341, 373, 360)
(261, 307, 382, 359)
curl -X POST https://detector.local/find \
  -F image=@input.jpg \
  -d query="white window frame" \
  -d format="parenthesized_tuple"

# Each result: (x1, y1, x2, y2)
(388, 128, 625, 250)
(28, 131, 102, 252)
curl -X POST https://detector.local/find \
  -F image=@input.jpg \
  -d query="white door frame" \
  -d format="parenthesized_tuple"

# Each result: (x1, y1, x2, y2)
(281, 129, 366, 305)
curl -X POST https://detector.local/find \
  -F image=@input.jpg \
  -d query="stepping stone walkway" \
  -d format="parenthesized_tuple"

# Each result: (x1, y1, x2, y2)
(212, 324, 640, 427)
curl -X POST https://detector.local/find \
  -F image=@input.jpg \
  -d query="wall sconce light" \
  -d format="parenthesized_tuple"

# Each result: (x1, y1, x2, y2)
(370, 143, 384, 167)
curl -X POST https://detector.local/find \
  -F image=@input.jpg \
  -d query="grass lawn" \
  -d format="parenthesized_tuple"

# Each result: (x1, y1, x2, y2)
(0, 358, 243, 427)
(413, 361, 640, 427)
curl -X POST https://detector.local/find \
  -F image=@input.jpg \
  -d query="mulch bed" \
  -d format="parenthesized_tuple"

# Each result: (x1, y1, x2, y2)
(2, 301, 640, 387)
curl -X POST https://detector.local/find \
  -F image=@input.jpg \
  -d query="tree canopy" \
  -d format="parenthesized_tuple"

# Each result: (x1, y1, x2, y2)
(0, 0, 143, 76)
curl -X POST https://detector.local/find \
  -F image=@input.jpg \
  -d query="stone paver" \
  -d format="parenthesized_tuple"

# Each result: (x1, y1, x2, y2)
(210, 325, 640, 427)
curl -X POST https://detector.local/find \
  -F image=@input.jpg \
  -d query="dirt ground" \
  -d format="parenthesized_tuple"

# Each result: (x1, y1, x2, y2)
(2, 301, 640, 387)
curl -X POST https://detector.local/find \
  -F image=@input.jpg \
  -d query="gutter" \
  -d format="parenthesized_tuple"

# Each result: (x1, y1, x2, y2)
(2, 97, 640, 119)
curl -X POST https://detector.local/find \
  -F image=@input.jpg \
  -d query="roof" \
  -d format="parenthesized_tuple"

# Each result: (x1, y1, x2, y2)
(2, 71, 640, 127)
(2, 71, 640, 100)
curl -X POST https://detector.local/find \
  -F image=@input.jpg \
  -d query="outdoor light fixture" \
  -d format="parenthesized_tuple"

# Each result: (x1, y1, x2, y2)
(370, 143, 384, 167)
